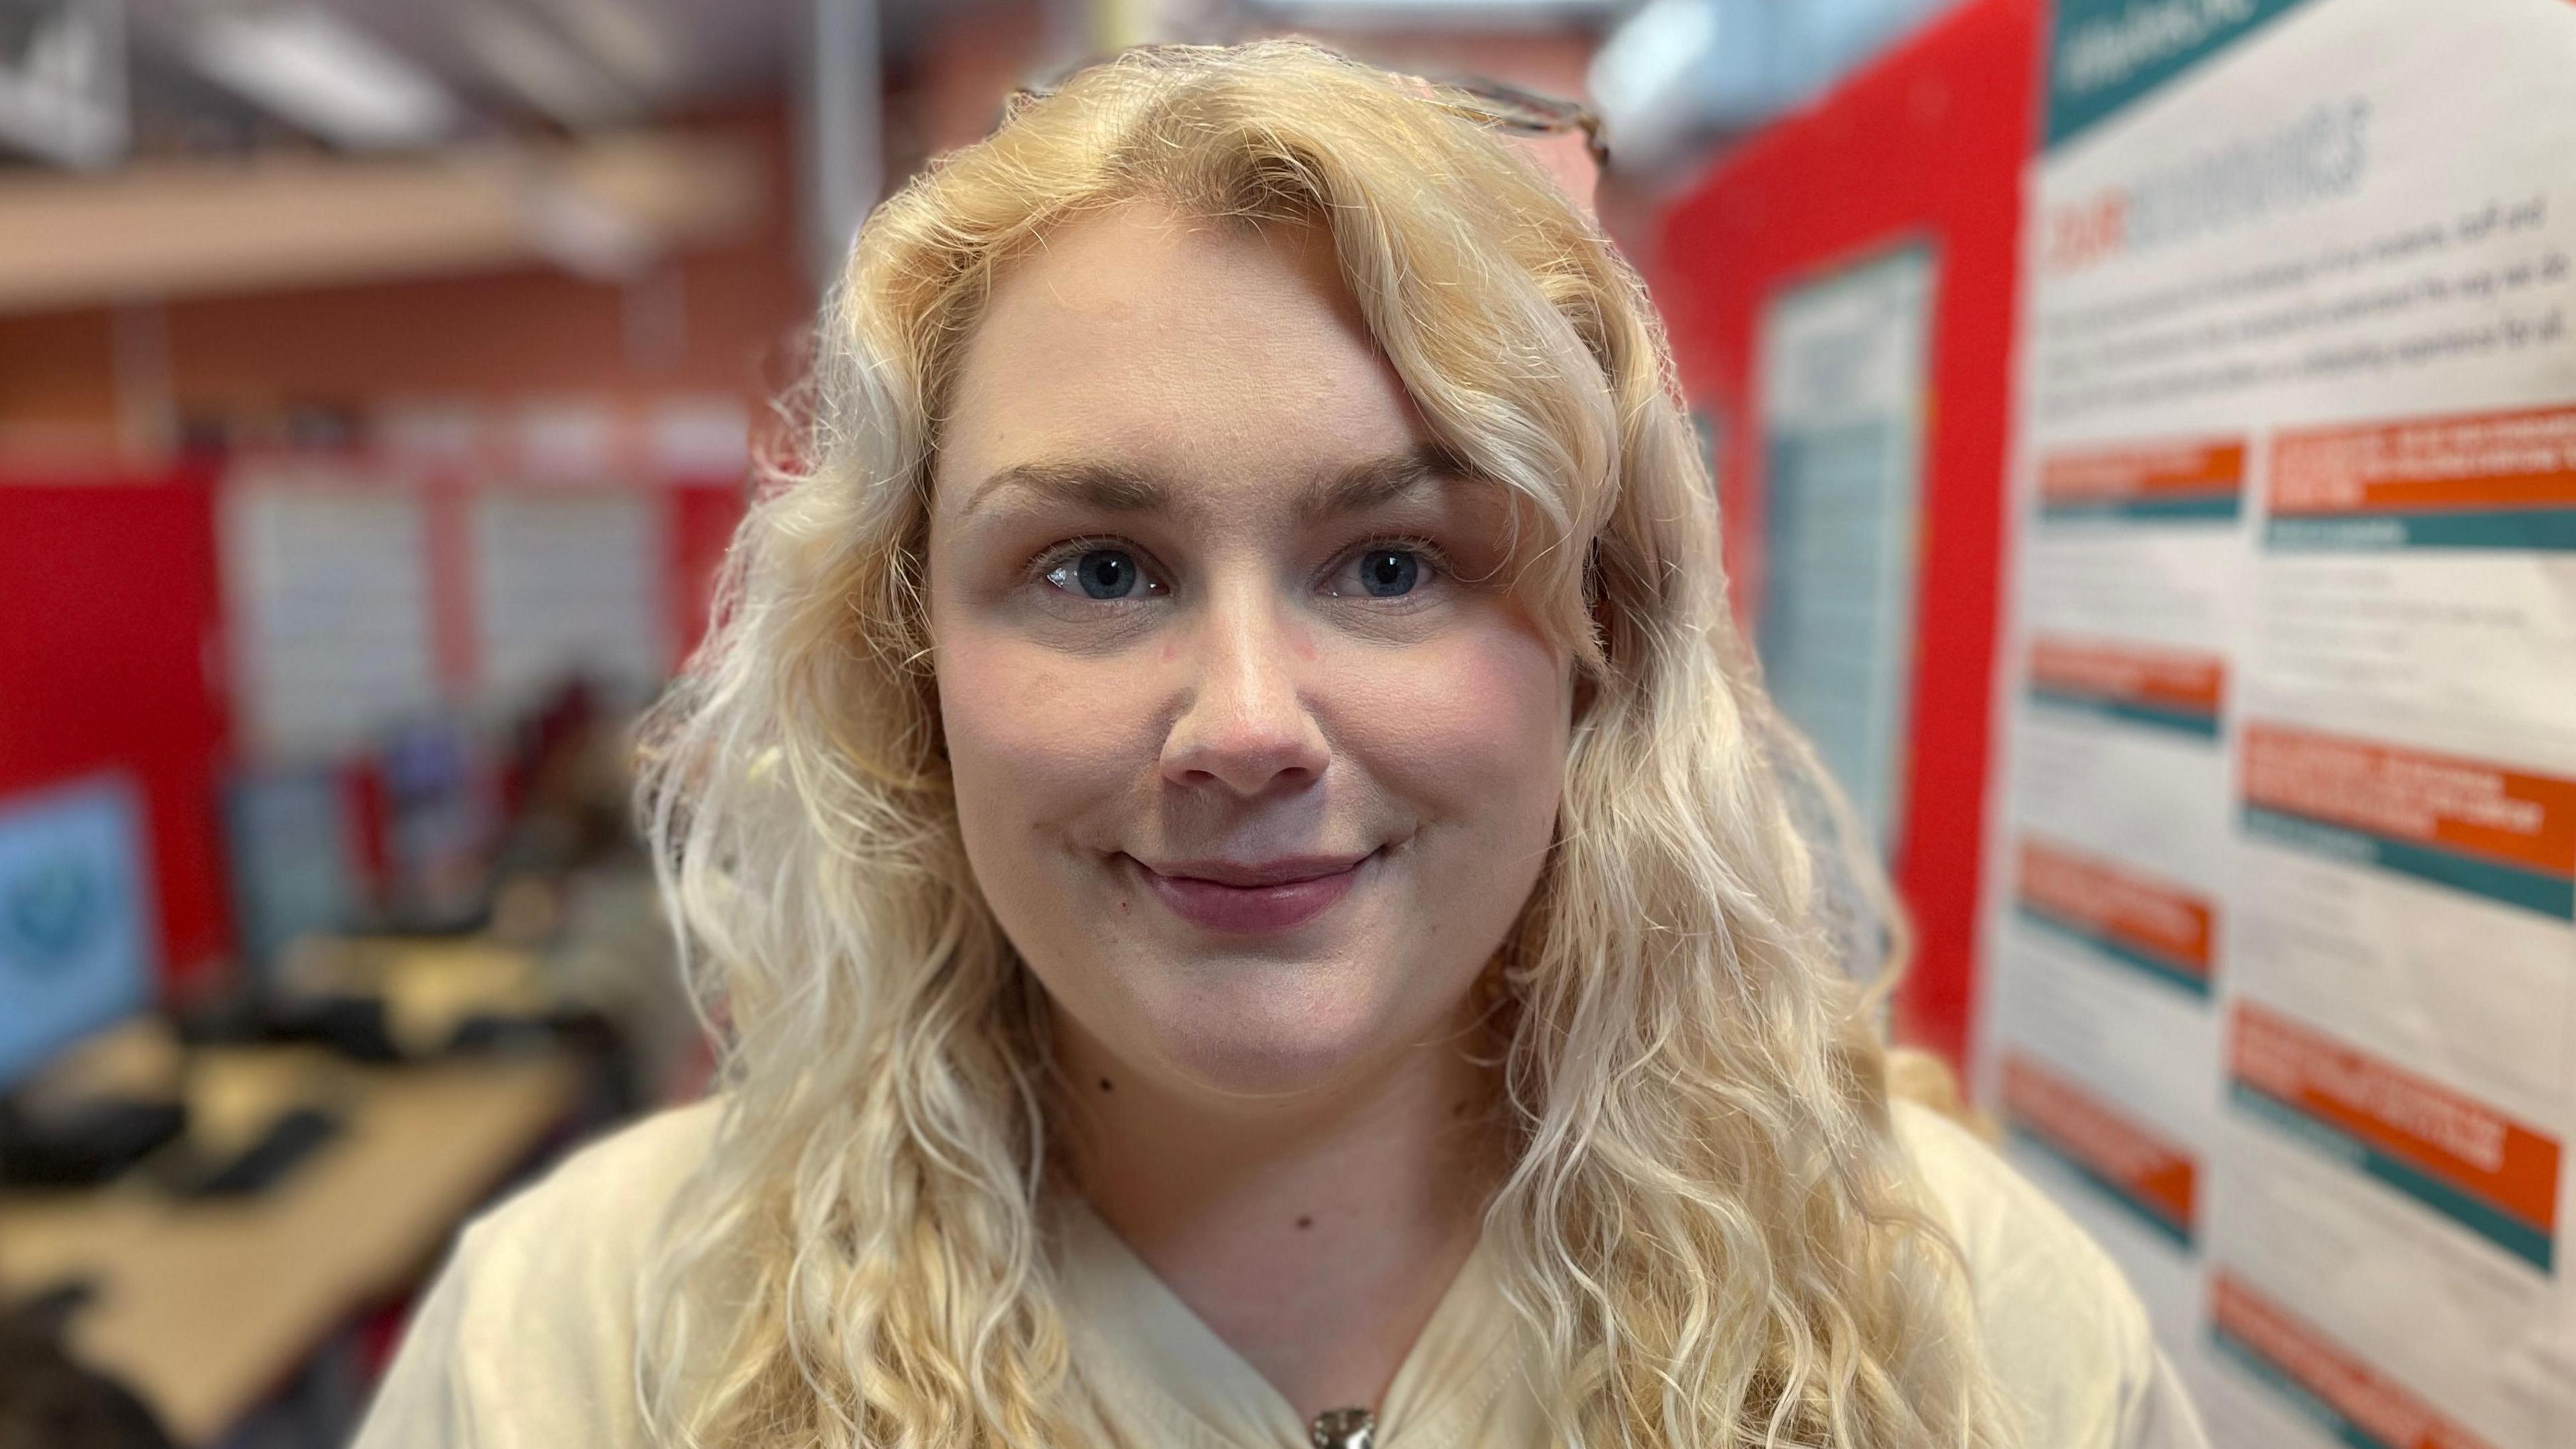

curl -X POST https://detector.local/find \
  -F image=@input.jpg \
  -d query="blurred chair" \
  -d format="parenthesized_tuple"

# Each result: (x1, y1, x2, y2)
(0, 1297, 174, 1449)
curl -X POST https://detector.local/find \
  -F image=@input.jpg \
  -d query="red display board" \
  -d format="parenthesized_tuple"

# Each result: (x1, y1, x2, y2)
(1653, 0, 2041, 1070)
(669, 480, 748, 668)
(0, 469, 236, 991)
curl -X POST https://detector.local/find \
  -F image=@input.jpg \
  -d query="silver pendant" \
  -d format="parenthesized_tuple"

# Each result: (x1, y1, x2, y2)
(1309, 1407, 1375, 1448)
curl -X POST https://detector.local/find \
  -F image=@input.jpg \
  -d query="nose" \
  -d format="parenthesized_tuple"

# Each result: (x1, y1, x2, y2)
(1159, 585, 1330, 797)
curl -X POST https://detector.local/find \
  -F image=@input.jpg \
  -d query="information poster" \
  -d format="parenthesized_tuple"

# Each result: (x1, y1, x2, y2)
(221, 469, 441, 759)
(1974, 3, 2576, 1446)
(470, 490, 669, 713)
(1756, 245, 1937, 850)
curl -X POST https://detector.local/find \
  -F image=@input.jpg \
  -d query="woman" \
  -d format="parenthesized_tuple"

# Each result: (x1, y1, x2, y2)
(356, 39, 2203, 1449)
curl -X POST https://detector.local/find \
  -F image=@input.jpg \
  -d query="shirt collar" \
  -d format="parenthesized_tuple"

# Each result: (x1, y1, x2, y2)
(1051, 1193, 1532, 1448)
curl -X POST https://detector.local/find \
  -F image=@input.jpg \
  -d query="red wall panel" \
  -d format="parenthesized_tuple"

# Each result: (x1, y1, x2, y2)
(669, 481, 748, 669)
(0, 471, 235, 991)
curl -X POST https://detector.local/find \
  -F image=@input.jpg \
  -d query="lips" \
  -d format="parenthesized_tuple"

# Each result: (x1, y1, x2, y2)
(1124, 851, 1375, 934)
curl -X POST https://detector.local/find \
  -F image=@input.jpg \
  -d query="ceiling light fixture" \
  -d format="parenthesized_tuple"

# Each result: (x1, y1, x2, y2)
(187, 3, 460, 149)
(458, 0, 634, 129)
(532, 0, 676, 93)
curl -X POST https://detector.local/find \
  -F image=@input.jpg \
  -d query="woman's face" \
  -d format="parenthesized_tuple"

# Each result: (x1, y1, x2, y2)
(926, 204, 1572, 1102)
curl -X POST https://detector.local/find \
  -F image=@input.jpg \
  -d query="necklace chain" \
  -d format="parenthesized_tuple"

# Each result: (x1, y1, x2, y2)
(1309, 1405, 1376, 1449)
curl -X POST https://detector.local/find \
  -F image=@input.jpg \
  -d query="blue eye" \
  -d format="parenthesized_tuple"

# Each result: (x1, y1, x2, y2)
(1044, 547, 1161, 600)
(1346, 547, 1421, 598)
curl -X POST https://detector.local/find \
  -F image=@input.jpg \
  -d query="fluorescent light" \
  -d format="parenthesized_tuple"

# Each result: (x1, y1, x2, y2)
(0, 0, 130, 168)
(189, 5, 460, 149)
(1588, 0, 1723, 168)
(459, 0, 635, 128)
(533, 0, 678, 93)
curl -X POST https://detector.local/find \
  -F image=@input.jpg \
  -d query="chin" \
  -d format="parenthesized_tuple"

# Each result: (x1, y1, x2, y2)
(1137, 962, 1407, 1100)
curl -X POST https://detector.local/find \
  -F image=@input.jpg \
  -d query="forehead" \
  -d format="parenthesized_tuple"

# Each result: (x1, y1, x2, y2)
(932, 205, 1432, 512)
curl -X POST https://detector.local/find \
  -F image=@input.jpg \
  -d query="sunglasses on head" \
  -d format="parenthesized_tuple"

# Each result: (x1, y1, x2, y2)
(999, 42, 1611, 173)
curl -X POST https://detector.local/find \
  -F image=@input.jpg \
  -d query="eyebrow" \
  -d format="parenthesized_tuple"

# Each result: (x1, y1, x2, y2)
(959, 441, 1466, 521)
(1299, 441, 1465, 523)
(961, 458, 1163, 517)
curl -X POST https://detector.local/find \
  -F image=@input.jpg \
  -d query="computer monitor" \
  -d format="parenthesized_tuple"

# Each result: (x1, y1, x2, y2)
(0, 771, 158, 1095)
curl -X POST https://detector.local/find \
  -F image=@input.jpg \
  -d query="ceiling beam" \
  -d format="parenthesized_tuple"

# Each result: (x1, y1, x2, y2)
(0, 129, 764, 315)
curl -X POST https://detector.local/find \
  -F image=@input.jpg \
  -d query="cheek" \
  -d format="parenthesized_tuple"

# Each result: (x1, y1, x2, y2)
(1336, 615, 1570, 841)
(933, 622, 1152, 853)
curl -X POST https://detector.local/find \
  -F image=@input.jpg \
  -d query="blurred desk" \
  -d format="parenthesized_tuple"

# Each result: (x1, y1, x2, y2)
(0, 1051, 582, 1445)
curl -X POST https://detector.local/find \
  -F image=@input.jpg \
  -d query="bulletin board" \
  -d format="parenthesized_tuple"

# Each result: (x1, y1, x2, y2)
(1974, 1, 2576, 1444)
(0, 469, 234, 991)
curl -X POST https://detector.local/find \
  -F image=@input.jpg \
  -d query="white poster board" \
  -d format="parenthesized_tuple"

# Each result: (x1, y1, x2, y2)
(221, 470, 441, 760)
(1976, 2, 2576, 1446)
(470, 490, 668, 713)
(1756, 244, 1937, 851)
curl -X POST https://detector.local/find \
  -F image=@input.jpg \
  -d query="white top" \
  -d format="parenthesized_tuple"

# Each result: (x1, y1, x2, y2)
(352, 1098, 2208, 1448)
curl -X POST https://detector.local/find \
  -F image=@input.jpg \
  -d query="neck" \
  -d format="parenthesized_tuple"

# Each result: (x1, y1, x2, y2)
(1052, 1007, 1510, 1425)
